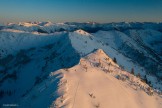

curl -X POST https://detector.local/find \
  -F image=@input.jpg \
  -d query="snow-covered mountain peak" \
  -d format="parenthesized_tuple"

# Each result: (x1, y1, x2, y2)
(43, 21, 54, 26)
(1, 29, 26, 33)
(94, 49, 105, 55)
(50, 48, 162, 108)
(18, 22, 39, 27)
(7, 23, 16, 26)
(88, 49, 119, 67)
(75, 29, 91, 36)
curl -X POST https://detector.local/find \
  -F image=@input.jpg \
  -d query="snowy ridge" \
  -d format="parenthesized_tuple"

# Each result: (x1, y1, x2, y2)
(50, 49, 162, 108)
(0, 31, 66, 57)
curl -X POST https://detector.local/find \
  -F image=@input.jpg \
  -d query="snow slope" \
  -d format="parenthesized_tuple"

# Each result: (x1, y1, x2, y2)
(50, 49, 162, 108)
(125, 29, 162, 56)
(93, 30, 162, 78)
(0, 30, 65, 58)
(69, 30, 148, 78)
(0, 32, 80, 106)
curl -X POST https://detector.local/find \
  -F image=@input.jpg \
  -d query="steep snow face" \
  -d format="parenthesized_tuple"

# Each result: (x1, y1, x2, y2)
(0, 33, 81, 106)
(49, 49, 162, 108)
(124, 29, 162, 77)
(93, 30, 162, 78)
(93, 30, 139, 50)
(69, 30, 97, 56)
(125, 29, 162, 56)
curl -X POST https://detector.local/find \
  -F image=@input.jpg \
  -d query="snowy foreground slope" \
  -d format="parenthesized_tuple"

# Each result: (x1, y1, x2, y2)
(20, 49, 162, 108)
(0, 22, 162, 107)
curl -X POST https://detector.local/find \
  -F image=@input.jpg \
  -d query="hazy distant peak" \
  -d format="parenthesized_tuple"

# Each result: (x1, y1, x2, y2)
(18, 22, 39, 27)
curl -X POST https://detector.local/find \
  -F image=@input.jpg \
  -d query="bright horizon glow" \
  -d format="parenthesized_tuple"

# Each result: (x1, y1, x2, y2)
(0, 0, 162, 24)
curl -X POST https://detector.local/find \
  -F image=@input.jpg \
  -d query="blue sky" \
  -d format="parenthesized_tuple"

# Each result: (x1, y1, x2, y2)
(0, 0, 162, 23)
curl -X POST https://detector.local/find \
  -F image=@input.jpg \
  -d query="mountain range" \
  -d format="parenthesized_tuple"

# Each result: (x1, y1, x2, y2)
(0, 22, 162, 108)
